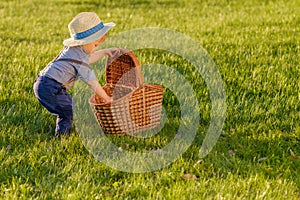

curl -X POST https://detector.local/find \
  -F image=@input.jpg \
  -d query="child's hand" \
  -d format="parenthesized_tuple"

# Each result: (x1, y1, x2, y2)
(89, 48, 118, 64)
(104, 96, 113, 103)
(87, 80, 112, 103)
(104, 48, 118, 57)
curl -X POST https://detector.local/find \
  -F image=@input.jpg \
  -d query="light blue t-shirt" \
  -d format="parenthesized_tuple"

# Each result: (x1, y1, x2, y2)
(40, 46, 97, 88)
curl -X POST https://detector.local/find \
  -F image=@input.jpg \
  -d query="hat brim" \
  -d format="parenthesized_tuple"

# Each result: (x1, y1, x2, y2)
(63, 22, 115, 47)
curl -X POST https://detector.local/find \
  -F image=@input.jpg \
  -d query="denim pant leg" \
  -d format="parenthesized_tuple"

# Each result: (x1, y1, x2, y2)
(33, 76, 73, 134)
(54, 89, 73, 133)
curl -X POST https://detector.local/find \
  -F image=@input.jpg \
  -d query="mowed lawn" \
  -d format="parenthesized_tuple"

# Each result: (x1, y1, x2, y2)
(0, 0, 299, 199)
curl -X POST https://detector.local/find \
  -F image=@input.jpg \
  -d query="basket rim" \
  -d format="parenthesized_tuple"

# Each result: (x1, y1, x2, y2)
(89, 84, 164, 106)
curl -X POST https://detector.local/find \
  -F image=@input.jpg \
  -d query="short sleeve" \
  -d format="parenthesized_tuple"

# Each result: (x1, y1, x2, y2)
(77, 66, 97, 83)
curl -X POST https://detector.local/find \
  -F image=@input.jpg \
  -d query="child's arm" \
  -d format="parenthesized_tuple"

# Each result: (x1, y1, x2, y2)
(89, 48, 115, 64)
(86, 80, 112, 102)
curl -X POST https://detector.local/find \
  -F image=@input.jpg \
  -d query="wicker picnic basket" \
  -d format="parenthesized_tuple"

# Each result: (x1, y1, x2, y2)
(89, 49, 164, 135)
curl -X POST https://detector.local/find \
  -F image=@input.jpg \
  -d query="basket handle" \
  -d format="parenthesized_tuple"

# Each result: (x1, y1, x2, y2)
(123, 49, 144, 87)
(106, 48, 144, 88)
(135, 63, 144, 87)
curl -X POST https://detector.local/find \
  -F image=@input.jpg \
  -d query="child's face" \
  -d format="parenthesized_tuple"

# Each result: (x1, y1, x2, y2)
(82, 34, 107, 54)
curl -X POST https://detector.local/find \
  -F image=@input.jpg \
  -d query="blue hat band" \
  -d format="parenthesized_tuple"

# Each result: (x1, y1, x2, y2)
(73, 22, 104, 40)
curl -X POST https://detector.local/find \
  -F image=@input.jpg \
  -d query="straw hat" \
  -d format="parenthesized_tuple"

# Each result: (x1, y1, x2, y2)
(63, 12, 115, 47)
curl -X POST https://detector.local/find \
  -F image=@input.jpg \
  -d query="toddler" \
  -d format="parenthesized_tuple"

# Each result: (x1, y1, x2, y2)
(33, 12, 115, 137)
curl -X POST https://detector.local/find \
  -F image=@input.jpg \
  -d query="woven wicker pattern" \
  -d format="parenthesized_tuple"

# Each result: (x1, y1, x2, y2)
(89, 49, 164, 135)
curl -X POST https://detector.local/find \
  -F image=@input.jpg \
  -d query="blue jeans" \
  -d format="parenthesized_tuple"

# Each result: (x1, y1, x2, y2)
(33, 75, 73, 134)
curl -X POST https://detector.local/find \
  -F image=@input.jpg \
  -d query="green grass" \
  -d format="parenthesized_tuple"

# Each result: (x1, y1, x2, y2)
(1, 0, 300, 199)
